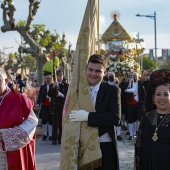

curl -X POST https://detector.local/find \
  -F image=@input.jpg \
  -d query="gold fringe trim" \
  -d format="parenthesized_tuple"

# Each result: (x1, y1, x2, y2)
(78, 158, 102, 170)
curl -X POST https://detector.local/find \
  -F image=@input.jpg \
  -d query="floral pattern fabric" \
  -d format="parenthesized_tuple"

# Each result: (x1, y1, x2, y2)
(1, 126, 30, 152)
(0, 126, 30, 169)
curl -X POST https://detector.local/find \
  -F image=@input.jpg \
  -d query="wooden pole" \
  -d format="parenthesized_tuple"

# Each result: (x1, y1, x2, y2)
(53, 49, 56, 82)
(97, 0, 100, 54)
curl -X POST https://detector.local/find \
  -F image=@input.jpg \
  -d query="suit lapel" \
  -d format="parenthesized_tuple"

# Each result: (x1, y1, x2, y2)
(95, 82, 108, 109)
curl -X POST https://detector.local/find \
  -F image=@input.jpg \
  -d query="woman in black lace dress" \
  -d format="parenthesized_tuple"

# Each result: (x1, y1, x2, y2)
(134, 70, 170, 170)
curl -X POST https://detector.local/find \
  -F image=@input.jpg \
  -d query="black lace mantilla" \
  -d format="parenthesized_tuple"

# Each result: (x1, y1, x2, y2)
(145, 110, 170, 127)
(144, 70, 170, 112)
(134, 110, 170, 170)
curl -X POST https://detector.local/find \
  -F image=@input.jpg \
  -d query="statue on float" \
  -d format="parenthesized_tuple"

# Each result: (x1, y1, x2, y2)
(101, 11, 145, 80)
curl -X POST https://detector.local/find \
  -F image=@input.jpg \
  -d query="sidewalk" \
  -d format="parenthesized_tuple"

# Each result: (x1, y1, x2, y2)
(36, 127, 60, 170)
(118, 130, 135, 170)
(35, 127, 135, 170)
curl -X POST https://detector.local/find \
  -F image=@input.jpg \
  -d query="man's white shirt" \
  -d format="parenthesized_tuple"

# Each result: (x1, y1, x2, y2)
(90, 83, 112, 142)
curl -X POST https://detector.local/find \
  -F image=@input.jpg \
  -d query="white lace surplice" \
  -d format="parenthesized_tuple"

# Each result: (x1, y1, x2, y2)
(0, 143, 7, 170)
(0, 109, 38, 169)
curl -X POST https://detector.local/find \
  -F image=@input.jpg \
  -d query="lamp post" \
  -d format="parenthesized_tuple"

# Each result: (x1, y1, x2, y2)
(3, 46, 13, 61)
(136, 11, 157, 70)
(3, 46, 13, 54)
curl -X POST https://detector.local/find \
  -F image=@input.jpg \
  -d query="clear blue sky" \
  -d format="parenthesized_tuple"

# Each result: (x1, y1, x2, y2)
(0, 0, 169, 56)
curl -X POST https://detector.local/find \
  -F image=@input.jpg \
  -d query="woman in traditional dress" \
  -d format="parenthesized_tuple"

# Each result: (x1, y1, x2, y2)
(134, 70, 170, 170)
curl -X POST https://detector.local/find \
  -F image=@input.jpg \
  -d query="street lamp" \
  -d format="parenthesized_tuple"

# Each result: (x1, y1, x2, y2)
(136, 11, 157, 70)
(3, 46, 13, 54)
(2, 46, 13, 61)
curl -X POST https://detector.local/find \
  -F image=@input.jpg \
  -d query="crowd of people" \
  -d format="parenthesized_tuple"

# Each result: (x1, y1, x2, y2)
(0, 68, 38, 170)
(0, 54, 170, 170)
(36, 70, 68, 145)
(103, 69, 152, 142)
(0, 68, 69, 169)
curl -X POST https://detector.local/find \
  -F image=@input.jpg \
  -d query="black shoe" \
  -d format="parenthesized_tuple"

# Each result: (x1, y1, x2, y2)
(42, 135, 47, 141)
(125, 131, 130, 135)
(52, 141, 57, 145)
(49, 136, 52, 141)
(128, 136, 134, 140)
(117, 135, 123, 141)
(58, 140, 61, 144)
(122, 126, 127, 131)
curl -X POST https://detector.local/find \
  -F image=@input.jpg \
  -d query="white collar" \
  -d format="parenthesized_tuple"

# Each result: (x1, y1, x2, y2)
(90, 83, 101, 92)
(108, 81, 114, 85)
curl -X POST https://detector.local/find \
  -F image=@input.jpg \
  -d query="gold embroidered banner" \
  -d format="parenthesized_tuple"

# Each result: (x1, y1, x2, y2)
(60, 0, 102, 170)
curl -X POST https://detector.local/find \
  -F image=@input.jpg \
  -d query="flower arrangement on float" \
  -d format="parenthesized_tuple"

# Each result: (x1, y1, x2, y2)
(107, 58, 140, 78)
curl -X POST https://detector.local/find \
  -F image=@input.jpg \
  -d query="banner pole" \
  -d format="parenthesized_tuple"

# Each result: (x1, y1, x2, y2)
(97, 0, 100, 54)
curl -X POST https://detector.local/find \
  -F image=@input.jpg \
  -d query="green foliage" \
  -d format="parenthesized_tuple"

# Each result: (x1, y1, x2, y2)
(143, 56, 155, 70)
(15, 22, 67, 57)
(18, 20, 26, 27)
(30, 25, 67, 52)
(160, 59, 170, 69)
(32, 24, 45, 32)
(55, 57, 60, 68)
(43, 57, 60, 74)
(9, 53, 16, 60)
(24, 54, 36, 65)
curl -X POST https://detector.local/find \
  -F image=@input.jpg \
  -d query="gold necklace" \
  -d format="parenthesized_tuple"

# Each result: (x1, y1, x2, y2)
(152, 109, 170, 142)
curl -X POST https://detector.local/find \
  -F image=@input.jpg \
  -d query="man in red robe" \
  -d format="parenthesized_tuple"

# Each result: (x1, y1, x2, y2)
(0, 68, 38, 170)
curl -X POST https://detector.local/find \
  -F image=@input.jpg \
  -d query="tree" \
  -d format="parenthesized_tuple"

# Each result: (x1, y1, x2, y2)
(1, 0, 67, 85)
(0, 52, 22, 73)
(160, 59, 170, 69)
(142, 56, 155, 70)
(0, 51, 36, 74)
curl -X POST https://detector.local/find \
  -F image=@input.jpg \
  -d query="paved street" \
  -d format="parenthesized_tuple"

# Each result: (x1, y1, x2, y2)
(36, 138, 60, 170)
(36, 128, 135, 170)
(118, 130, 135, 170)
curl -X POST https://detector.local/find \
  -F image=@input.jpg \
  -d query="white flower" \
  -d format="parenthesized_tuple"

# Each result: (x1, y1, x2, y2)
(110, 67, 114, 71)
(109, 61, 114, 66)
(128, 63, 133, 67)
(123, 71, 126, 75)
(121, 67, 125, 71)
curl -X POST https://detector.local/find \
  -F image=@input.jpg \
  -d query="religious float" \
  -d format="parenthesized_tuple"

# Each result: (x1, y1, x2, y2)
(101, 11, 145, 80)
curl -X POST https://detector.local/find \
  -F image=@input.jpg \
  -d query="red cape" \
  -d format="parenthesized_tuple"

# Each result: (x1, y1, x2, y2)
(0, 90, 36, 170)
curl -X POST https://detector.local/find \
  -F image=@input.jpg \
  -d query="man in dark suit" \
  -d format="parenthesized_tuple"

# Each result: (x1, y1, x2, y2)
(124, 72, 145, 140)
(108, 71, 123, 141)
(69, 54, 121, 170)
(48, 70, 68, 145)
(36, 74, 52, 141)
